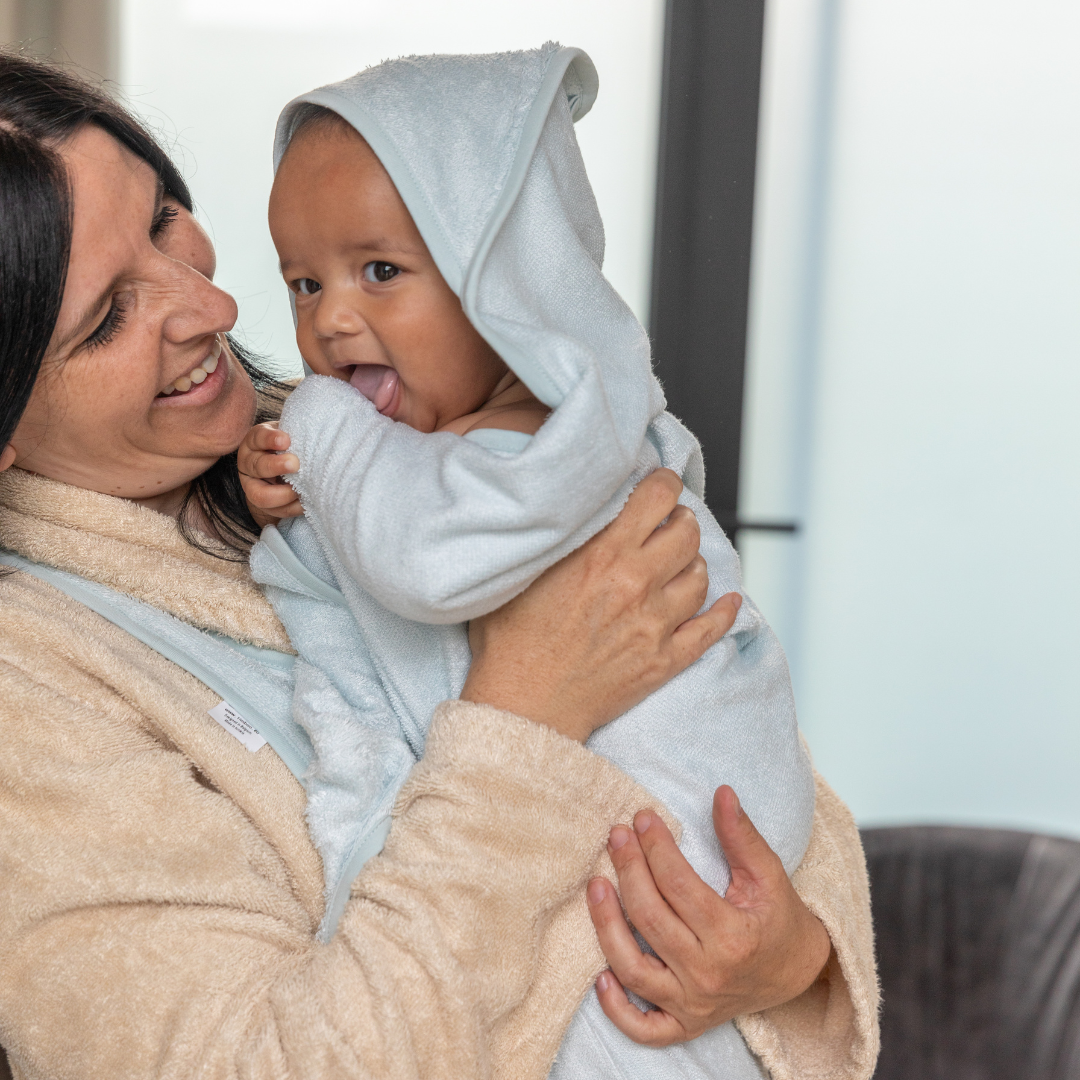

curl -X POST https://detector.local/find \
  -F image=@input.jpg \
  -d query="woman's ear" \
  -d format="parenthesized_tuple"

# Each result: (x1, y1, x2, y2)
(0, 444, 17, 472)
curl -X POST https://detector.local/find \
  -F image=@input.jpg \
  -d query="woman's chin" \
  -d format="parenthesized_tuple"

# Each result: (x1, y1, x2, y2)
(148, 347, 258, 465)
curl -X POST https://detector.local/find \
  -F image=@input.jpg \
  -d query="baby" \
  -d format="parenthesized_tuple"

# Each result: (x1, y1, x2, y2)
(241, 45, 814, 1079)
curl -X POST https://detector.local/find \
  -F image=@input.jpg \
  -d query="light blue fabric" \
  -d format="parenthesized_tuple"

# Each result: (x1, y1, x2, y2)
(253, 43, 814, 1079)
(0, 551, 310, 782)
(461, 427, 534, 454)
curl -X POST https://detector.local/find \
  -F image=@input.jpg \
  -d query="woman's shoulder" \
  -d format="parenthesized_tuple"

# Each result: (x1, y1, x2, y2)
(0, 569, 190, 750)
(0, 565, 325, 918)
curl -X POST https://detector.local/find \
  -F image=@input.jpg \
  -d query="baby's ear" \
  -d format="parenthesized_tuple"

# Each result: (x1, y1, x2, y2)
(0, 444, 17, 472)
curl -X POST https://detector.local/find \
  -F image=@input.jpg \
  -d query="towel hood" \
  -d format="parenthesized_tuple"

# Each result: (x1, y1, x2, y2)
(274, 43, 662, 439)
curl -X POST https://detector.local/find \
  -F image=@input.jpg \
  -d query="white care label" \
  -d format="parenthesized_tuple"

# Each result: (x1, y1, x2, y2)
(208, 700, 267, 753)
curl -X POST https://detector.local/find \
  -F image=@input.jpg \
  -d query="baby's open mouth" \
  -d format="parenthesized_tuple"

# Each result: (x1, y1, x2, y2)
(158, 337, 222, 397)
(349, 364, 400, 415)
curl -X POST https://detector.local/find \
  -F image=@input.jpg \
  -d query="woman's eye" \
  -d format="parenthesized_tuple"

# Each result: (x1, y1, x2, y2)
(364, 262, 400, 284)
(85, 296, 129, 352)
(150, 203, 179, 241)
(295, 278, 322, 296)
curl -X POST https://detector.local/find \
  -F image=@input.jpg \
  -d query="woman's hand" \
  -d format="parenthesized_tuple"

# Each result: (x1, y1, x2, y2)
(237, 422, 303, 527)
(587, 786, 832, 1044)
(460, 469, 741, 742)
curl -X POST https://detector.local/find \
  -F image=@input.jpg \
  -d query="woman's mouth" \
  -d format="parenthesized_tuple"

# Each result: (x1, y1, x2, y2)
(157, 337, 222, 398)
(349, 364, 400, 416)
(155, 336, 228, 404)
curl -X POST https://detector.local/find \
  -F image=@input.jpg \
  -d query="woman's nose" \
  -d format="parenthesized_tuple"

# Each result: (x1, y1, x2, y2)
(160, 259, 238, 344)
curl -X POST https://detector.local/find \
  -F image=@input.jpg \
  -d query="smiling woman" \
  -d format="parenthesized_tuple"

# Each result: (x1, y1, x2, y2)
(10, 125, 248, 495)
(0, 64, 290, 553)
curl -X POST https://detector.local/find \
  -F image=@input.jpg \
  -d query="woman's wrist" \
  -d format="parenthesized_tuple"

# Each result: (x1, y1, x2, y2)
(458, 661, 592, 742)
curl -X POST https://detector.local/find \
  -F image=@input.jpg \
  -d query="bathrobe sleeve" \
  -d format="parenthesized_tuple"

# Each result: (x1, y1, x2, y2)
(738, 768, 881, 1080)
(0, 573, 670, 1080)
(0, 573, 876, 1080)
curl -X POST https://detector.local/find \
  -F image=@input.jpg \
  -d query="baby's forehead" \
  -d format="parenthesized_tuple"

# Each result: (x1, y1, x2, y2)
(275, 117, 396, 205)
(271, 117, 428, 258)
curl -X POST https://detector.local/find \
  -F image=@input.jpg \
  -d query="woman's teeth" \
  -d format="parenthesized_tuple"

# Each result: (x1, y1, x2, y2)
(160, 338, 222, 396)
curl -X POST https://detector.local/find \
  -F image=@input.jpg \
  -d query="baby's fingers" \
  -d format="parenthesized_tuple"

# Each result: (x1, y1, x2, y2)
(247, 421, 291, 452)
(244, 478, 300, 510)
(240, 450, 299, 481)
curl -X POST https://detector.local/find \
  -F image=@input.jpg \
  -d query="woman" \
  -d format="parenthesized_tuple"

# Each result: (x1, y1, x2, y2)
(0, 54, 877, 1079)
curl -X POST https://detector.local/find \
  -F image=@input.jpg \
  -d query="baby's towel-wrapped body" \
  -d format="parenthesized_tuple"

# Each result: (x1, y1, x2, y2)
(250, 44, 814, 1080)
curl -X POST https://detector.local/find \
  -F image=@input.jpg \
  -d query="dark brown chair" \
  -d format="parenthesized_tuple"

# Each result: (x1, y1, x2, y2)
(864, 825, 1080, 1080)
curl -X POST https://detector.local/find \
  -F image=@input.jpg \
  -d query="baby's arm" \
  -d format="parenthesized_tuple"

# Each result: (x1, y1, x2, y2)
(279, 375, 647, 625)
(238, 422, 303, 527)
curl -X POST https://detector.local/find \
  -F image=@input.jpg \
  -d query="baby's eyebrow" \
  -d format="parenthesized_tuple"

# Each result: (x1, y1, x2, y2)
(278, 237, 424, 275)
(347, 235, 425, 257)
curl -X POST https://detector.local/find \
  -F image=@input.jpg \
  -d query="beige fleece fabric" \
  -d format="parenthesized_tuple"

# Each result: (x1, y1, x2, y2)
(0, 469, 878, 1079)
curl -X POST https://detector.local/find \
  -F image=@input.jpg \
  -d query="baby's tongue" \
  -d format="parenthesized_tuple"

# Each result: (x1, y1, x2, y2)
(349, 364, 399, 414)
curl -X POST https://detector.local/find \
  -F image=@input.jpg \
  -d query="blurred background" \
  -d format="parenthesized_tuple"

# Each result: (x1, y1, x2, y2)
(2, 0, 1077, 838)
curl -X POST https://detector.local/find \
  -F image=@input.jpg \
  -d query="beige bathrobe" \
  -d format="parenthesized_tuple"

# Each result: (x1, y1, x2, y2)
(0, 468, 878, 1080)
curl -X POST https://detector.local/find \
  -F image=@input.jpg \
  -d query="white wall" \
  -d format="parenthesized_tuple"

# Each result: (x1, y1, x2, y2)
(742, 0, 1080, 836)
(119, 0, 664, 376)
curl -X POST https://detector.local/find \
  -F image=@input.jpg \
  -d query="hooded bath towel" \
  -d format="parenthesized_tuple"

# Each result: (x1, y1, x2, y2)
(250, 43, 814, 1080)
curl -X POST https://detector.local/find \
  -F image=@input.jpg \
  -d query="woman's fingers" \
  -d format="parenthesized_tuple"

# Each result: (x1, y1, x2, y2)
(669, 592, 742, 669)
(711, 785, 786, 904)
(631, 811, 726, 934)
(604, 825, 698, 959)
(607, 469, 683, 546)
(659, 553, 710, 626)
(594, 969, 687, 1047)
(587, 877, 670, 980)
(642, 504, 701, 585)
(587, 877, 683, 1007)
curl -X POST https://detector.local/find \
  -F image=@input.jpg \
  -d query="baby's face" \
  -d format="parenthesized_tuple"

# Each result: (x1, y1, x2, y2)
(269, 120, 507, 432)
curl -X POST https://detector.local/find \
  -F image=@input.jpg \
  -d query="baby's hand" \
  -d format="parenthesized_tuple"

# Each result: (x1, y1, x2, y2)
(238, 422, 303, 527)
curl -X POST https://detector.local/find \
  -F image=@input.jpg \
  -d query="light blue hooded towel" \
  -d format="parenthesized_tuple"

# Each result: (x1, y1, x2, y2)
(250, 43, 814, 1080)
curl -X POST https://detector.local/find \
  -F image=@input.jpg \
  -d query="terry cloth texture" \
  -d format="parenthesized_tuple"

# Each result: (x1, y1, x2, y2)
(0, 468, 686, 1079)
(0, 469, 878, 1079)
(256, 43, 820, 1078)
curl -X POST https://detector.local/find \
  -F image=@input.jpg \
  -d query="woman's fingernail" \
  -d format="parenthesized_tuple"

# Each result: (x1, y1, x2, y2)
(609, 826, 631, 851)
(733, 792, 743, 817)
(635, 812, 652, 835)
(588, 879, 606, 906)
(596, 971, 612, 992)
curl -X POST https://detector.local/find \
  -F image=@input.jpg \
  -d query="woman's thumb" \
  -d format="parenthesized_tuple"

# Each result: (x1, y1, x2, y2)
(712, 785, 783, 895)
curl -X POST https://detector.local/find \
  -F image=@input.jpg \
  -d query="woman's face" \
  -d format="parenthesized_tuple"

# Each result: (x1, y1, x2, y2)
(5, 124, 256, 507)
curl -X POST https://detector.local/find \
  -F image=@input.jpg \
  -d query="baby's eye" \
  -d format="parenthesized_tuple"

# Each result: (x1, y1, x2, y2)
(295, 278, 322, 296)
(363, 262, 401, 284)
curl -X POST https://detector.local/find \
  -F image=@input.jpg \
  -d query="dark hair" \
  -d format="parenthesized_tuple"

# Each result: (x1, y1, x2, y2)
(286, 102, 356, 145)
(0, 52, 289, 559)
(177, 341, 290, 559)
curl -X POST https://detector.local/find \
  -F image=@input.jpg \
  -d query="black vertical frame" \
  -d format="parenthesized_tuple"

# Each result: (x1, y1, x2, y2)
(649, 0, 769, 544)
